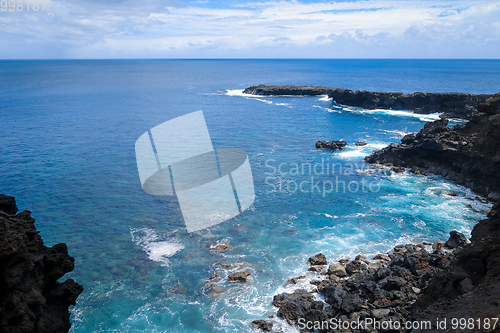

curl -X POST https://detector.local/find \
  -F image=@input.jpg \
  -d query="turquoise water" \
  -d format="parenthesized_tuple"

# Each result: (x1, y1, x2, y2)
(0, 60, 498, 332)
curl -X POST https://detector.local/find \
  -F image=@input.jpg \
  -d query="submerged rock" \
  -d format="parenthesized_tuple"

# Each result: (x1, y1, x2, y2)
(355, 141, 367, 146)
(206, 283, 226, 296)
(210, 239, 230, 251)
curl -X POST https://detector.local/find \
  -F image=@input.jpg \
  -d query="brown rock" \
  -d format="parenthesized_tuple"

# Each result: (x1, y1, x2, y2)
(307, 253, 327, 265)
(228, 270, 251, 282)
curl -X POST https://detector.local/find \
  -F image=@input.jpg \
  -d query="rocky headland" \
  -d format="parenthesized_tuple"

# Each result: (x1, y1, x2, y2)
(365, 93, 500, 200)
(243, 85, 493, 119)
(249, 92, 500, 332)
(0, 195, 83, 333)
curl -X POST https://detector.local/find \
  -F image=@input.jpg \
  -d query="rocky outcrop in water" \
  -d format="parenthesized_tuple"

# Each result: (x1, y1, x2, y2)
(0, 195, 83, 333)
(315, 141, 347, 150)
(365, 93, 500, 199)
(243, 85, 493, 119)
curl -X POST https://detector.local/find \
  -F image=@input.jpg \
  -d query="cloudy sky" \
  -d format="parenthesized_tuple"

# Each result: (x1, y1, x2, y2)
(1, 0, 499, 59)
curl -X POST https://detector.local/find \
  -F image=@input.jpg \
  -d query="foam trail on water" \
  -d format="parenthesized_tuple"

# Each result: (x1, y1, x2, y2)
(130, 228, 184, 266)
(335, 104, 443, 122)
(337, 142, 388, 159)
(226, 89, 255, 98)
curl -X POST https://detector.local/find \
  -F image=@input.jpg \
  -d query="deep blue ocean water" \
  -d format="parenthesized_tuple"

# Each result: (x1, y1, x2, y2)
(1, 59, 499, 332)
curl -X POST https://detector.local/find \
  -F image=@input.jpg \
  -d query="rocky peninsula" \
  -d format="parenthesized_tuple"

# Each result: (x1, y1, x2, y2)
(248, 90, 500, 332)
(243, 85, 493, 119)
(0, 195, 83, 333)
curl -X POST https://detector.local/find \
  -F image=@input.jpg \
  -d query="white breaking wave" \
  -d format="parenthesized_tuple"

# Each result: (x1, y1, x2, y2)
(313, 105, 339, 112)
(337, 142, 388, 160)
(255, 98, 273, 104)
(226, 89, 291, 107)
(381, 129, 411, 138)
(336, 104, 442, 122)
(361, 109, 442, 122)
(225, 89, 255, 98)
(318, 95, 333, 101)
(130, 228, 184, 266)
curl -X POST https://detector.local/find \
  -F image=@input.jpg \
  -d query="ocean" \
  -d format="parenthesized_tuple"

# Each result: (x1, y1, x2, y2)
(1, 59, 499, 332)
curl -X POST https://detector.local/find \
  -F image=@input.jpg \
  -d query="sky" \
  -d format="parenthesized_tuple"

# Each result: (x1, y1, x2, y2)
(0, 0, 499, 59)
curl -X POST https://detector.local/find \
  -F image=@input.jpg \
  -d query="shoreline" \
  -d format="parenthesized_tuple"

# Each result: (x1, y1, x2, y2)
(246, 88, 500, 332)
(243, 85, 493, 119)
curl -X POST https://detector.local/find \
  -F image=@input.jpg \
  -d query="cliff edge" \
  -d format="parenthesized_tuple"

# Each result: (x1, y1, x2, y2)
(365, 93, 500, 200)
(0, 195, 83, 333)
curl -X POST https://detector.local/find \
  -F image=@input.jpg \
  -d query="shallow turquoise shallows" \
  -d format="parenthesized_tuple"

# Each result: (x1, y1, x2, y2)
(0, 59, 498, 333)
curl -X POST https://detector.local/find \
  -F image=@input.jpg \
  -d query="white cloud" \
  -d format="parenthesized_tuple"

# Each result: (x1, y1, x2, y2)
(0, 0, 498, 58)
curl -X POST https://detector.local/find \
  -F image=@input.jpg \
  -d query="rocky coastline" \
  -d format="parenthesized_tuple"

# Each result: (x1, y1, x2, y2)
(243, 85, 493, 119)
(365, 93, 500, 200)
(0, 195, 83, 333)
(248, 91, 500, 332)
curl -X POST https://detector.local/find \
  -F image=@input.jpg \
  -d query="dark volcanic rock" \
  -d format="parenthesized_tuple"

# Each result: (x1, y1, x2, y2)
(445, 230, 469, 249)
(264, 202, 500, 332)
(243, 84, 493, 119)
(0, 194, 18, 215)
(272, 289, 314, 324)
(307, 253, 327, 265)
(411, 200, 500, 330)
(0, 195, 83, 333)
(366, 94, 500, 198)
(315, 141, 347, 150)
(227, 270, 251, 282)
(250, 319, 273, 331)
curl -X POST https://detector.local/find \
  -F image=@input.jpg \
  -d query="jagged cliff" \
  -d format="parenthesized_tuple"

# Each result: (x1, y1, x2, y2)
(243, 85, 492, 119)
(0, 195, 83, 333)
(365, 93, 500, 200)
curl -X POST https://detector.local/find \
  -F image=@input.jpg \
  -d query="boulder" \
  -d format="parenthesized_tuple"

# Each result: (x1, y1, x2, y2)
(327, 264, 347, 277)
(272, 289, 314, 324)
(228, 270, 251, 282)
(445, 231, 469, 249)
(211, 240, 230, 251)
(307, 253, 327, 265)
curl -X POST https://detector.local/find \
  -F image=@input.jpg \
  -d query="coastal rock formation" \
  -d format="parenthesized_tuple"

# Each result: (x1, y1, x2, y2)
(263, 219, 500, 333)
(0, 195, 83, 333)
(365, 93, 500, 198)
(227, 270, 251, 282)
(250, 90, 500, 332)
(267, 234, 469, 332)
(411, 200, 500, 331)
(243, 85, 493, 119)
(315, 141, 347, 150)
